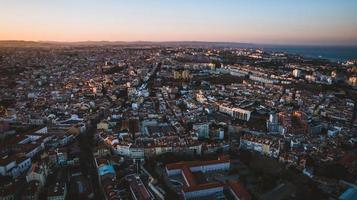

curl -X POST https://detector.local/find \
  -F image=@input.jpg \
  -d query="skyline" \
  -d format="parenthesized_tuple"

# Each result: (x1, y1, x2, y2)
(1, 0, 357, 46)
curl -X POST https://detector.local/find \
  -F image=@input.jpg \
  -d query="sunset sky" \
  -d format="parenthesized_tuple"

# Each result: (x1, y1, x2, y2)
(1, 0, 357, 45)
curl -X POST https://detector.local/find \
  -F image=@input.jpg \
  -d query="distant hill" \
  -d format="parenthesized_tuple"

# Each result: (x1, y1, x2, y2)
(0, 40, 56, 47)
(0, 40, 254, 48)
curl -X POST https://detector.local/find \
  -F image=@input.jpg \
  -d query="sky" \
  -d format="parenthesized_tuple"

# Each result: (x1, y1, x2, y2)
(0, 0, 357, 45)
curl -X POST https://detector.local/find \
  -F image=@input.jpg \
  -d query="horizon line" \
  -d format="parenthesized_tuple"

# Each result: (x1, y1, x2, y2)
(1, 39, 357, 47)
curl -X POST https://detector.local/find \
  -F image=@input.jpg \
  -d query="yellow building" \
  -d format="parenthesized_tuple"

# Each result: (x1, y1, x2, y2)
(173, 70, 191, 80)
(173, 71, 181, 79)
(97, 121, 109, 130)
(348, 76, 357, 87)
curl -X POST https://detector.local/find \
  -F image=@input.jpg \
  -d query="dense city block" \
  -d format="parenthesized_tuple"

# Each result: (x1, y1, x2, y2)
(0, 42, 356, 200)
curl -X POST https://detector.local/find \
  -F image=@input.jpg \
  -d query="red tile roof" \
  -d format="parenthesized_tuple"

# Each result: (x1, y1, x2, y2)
(228, 180, 251, 200)
(166, 156, 230, 170)
(166, 156, 230, 195)
(126, 174, 153, 200)
(182, 165, 196, 187)
(182, 182, 224, 192)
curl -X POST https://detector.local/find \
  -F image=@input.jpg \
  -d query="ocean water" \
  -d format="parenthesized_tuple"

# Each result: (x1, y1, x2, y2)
(260, 45, 357, 62)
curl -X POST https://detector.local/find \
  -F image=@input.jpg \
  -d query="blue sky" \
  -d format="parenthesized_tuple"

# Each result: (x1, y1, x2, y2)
(0, 0, 356, 45)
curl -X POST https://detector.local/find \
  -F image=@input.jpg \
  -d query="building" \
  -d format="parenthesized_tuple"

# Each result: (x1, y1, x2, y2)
(93, 145, 111, 158)
(126, 174, 154, 200)
(26, 163, 49, 187)
(193, 122, 210, 139)
(166, 156, 230, 199)
(16, 156, 32, 174)
(0, 155, 31, 178)
(292, 69, 302, 78)
(101, 178, 121, 200)
(278, 111, 308, 134)
(165, 156, 230, 176)
(266, 112, 280, 134)
(249, 75, 275, 84)
(339, 187, 357, 200)
(228, 180, 252, 200)
(328, 126, 342, 137)
(240, 134, 280, 158)
(183, 182, 224, 200)
(0, 156, 17, 177)
(348, 76, 357, 87)
(23, 143, 45, 158)
(97, 121, 109, 130)
(47, 181, 67, 200)
(98, 163, 116, 178)
(219, 105, 251, 121)
(173, 70, 191, 80)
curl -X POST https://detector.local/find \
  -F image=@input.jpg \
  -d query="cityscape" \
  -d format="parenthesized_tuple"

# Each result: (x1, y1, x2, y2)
(1, 1, 357, 200)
